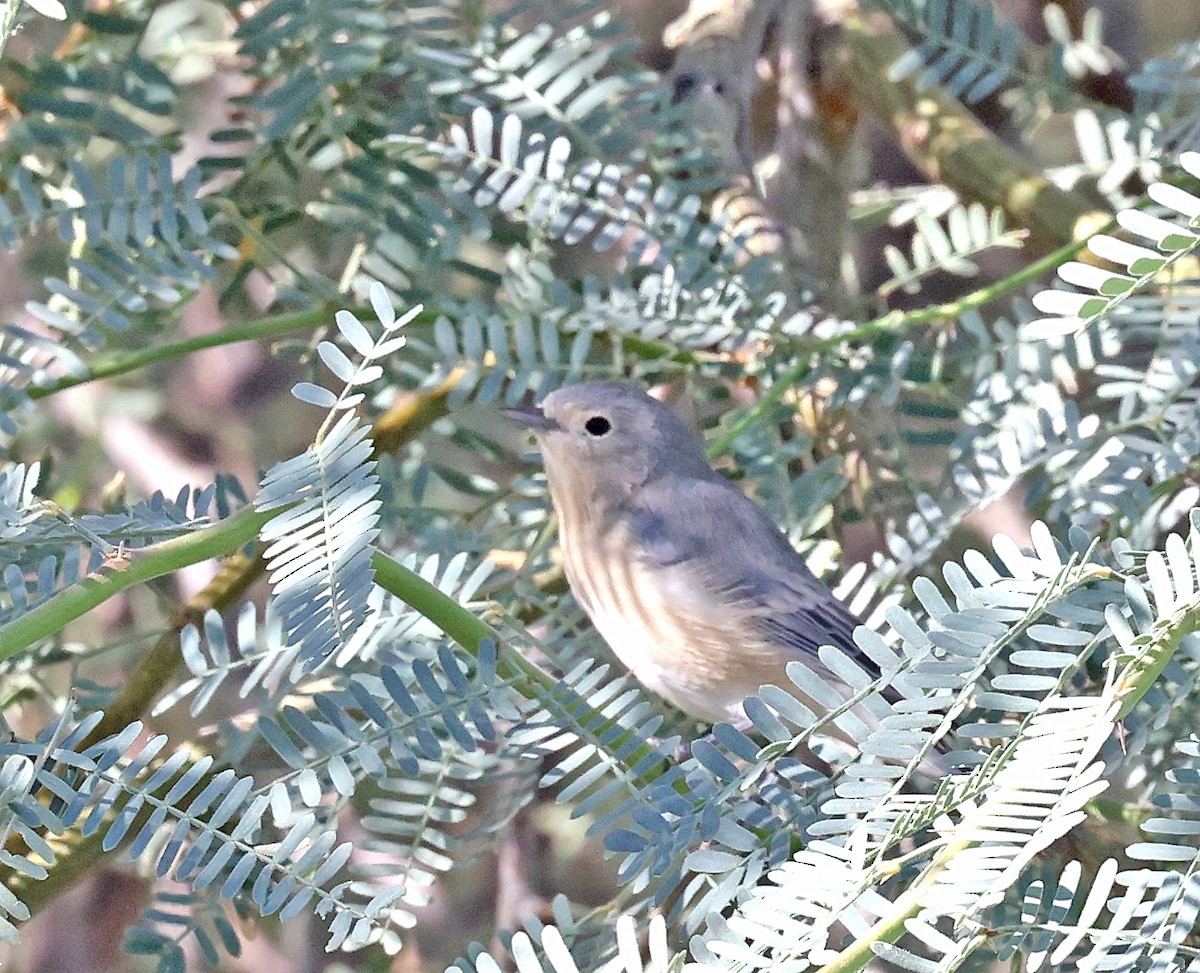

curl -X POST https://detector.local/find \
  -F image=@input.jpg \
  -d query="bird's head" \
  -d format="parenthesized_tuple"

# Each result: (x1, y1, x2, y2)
(506, 382, 714, 498)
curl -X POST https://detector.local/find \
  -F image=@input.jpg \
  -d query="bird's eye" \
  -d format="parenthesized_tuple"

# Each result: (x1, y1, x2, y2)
(584, 415, 612, 437)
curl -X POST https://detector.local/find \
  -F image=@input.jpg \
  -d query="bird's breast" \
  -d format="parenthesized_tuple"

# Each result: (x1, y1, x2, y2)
(557, 514, 785, 724)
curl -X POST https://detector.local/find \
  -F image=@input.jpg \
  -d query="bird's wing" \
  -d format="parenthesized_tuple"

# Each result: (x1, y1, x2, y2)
(627, 475, 876, 675)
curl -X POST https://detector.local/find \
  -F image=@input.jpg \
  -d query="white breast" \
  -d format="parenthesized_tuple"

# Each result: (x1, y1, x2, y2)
(560, 517, 785, 724)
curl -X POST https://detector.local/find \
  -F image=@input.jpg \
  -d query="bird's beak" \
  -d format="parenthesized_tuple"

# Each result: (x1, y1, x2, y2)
(502, 404, 559, 432)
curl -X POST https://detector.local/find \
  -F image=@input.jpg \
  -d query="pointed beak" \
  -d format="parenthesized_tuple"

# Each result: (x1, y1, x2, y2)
(502, 404, 559, 432)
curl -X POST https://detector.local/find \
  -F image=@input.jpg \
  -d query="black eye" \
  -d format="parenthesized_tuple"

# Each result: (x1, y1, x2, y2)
(584, 415, 612, 437)
(672, 71, 700, 103)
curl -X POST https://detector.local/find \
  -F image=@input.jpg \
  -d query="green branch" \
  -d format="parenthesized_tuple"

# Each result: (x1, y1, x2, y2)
(811, 582, 1199, 973)
(0, 506, 273, 663)
(26, 304, 378, 401)
(370, 553, 557, 698)
(706, 221, 1115, 459)
(5, 540, 675, 921)
(369, 553, 673, 785)
(0, 500, 517, 685)
(815, 838, 969, 973)
(0, 499, 668, 782)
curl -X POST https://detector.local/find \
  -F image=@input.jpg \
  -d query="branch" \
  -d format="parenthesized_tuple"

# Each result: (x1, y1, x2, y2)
(12, 555, 674, 918)
(27, 304, 375, 401)
(78, 548, 267, 749)
(705, 221, 1114, 457)
(0, 507, 274, 664)
(840, 11, 1110, 254)
(5, 374, 677, 918)
(812, 583, 1200, 973)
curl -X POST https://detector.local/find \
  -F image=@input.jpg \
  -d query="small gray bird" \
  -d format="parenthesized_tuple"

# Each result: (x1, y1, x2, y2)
(507, 381, 882, 728)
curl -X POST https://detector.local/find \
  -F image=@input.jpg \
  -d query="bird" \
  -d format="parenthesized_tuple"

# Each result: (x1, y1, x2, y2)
(505, 380, 893, 735)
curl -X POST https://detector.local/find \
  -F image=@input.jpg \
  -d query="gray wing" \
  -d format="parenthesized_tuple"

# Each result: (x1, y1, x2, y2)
(626, 474, 877, 677)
